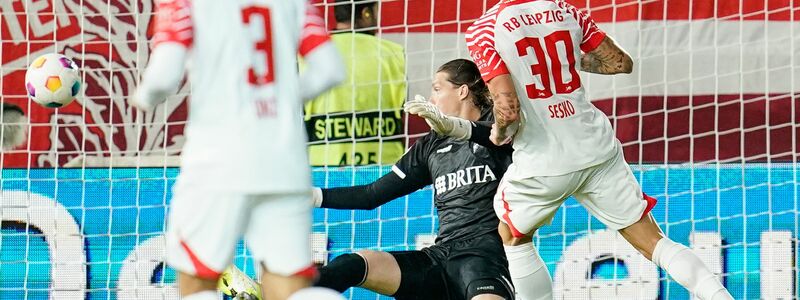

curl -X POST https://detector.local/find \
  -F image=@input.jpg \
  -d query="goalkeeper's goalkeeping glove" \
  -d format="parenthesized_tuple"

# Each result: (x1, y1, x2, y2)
(403, 95, 472, 140)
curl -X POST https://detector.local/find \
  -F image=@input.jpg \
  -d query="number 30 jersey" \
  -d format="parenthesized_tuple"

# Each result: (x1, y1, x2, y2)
(466, 0, 618, 178)
(149, 0, 334, 193)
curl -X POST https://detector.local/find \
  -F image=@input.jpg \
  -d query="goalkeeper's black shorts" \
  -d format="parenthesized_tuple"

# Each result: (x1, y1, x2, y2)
(389, 233, 514, 300)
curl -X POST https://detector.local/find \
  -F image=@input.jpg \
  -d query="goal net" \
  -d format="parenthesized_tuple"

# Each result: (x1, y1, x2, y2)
(0, 0, 798, 299)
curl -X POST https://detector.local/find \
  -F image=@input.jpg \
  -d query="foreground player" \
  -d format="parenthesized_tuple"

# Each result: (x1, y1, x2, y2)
(441, 1, 734, 299)
(131, 0, 345, 299)
(223, 59, 554, 299)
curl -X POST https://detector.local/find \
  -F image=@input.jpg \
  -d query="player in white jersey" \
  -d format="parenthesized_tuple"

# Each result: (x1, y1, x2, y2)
(131, 0, 345, 299)
(458, 1, 734, 299)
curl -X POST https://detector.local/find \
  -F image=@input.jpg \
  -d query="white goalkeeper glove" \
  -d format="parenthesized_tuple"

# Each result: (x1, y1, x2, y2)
(312, 187, 323, 208)
(404, 95, 472, 140)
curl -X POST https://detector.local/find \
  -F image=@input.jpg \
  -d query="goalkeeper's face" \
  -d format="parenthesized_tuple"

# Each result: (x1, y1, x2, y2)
(431, 72, 468, 117)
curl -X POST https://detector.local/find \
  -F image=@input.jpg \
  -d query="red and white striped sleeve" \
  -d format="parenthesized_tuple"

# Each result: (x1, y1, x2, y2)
(465, 7, 509, 83)
(151, 0, 194, 49)
(298, 4, 331, 57)
(559, 1, 606, 53)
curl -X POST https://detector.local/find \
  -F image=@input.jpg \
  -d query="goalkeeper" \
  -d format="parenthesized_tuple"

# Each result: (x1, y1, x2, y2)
(221, 59, 554, 299)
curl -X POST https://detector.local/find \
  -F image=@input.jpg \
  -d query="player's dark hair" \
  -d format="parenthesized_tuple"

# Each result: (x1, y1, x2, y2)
(334, 0, 377, 24)
(437, 59, 492, 109)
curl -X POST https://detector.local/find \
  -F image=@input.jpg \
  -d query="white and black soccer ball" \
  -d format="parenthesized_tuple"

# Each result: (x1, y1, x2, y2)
(24, 53, 81, 108)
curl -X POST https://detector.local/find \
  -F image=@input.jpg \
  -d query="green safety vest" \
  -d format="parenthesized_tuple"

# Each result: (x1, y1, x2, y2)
(304, 33, 407, 166)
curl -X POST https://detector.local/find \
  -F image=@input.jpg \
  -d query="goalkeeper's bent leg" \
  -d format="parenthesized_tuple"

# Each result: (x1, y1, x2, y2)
(620, 214, 733, 300)
(499, 222, 553, 300)
(316, 253, 369, 292)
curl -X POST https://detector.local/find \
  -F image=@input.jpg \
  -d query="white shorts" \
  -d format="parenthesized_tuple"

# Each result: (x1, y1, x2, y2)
(165, 188, 314, 279)
(494, 148, 656, 237)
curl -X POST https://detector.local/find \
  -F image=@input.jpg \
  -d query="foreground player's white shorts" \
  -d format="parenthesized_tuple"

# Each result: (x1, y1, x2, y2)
(165, 188, 314, 279)
(495, 147, 657, 237)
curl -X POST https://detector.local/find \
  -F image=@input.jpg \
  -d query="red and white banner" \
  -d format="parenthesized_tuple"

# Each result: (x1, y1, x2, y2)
(1, 0, 798, 167)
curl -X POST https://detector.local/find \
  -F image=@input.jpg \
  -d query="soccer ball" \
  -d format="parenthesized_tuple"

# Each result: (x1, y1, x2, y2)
(24, 53, 81, 108)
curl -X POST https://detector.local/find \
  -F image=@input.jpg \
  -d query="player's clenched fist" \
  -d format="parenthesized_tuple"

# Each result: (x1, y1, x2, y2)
(489, 122, 515, 146)
(404, 95, 472, 140)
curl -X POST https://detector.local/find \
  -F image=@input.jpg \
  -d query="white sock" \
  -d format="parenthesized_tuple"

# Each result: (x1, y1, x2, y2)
(504, 243, 553, 300)
(652, 238, 733, 300)
(181, 290, 218, 300)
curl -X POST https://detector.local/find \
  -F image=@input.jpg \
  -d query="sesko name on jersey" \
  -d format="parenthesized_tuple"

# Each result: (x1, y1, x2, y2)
(434, 165, 498, 195)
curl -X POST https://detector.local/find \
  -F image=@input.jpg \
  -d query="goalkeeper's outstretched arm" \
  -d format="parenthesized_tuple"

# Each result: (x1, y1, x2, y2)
(315, 170, 427, 210)
(315, 135, 434, 210)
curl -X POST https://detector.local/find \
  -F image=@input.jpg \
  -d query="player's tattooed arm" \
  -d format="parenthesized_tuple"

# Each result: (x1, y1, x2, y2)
(487, 75, 520, 145)
(580, 36, 633, 75)
(488, 75, 520, 129)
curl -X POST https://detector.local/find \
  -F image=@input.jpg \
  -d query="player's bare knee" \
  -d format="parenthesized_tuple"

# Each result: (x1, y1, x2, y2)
(352, 250, 401, 294)
(355, 249, 380, 261)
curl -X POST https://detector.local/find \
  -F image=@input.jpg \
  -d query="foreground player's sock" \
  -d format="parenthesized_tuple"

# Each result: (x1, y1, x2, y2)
(182, 290, 217, 300)
(504, 243, 553, 300)
(315, 253, 368, 292)
(652, 238, 733, 300)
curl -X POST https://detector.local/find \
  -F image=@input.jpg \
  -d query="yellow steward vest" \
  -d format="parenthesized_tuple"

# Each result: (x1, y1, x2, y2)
(304, 33, 407, 166)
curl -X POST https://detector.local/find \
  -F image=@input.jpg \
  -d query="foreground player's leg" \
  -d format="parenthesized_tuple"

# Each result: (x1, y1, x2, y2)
(178, 273, 219, 300)
(620, 214, 733, 300)
(245, 193, 318, 300)
(498, 222, 553, 300)
(317, 250, 401, 294)
(166, 191, 250, 300)
(260, 267, 313, 300)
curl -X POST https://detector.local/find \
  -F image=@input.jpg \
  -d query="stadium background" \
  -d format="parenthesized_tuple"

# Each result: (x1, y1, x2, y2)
(1, 0, 799, 299)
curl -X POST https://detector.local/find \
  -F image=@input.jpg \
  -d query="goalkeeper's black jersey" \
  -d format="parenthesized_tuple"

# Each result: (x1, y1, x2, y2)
(320, 111, 513, 244)
(398, 127, 512, 243)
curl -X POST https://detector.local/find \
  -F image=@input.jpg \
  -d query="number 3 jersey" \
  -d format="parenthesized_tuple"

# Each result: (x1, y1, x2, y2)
(466, 0, 618, 178)
(148, 0, 334, 193)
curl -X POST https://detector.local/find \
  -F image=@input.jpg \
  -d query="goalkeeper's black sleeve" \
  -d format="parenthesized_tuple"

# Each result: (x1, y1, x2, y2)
(320, 171, 427, 210)
(471, 121, 514, 153)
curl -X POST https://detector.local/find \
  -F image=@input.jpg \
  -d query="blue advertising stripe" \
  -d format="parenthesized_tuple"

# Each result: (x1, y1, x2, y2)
(0, 164, 797, 299)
